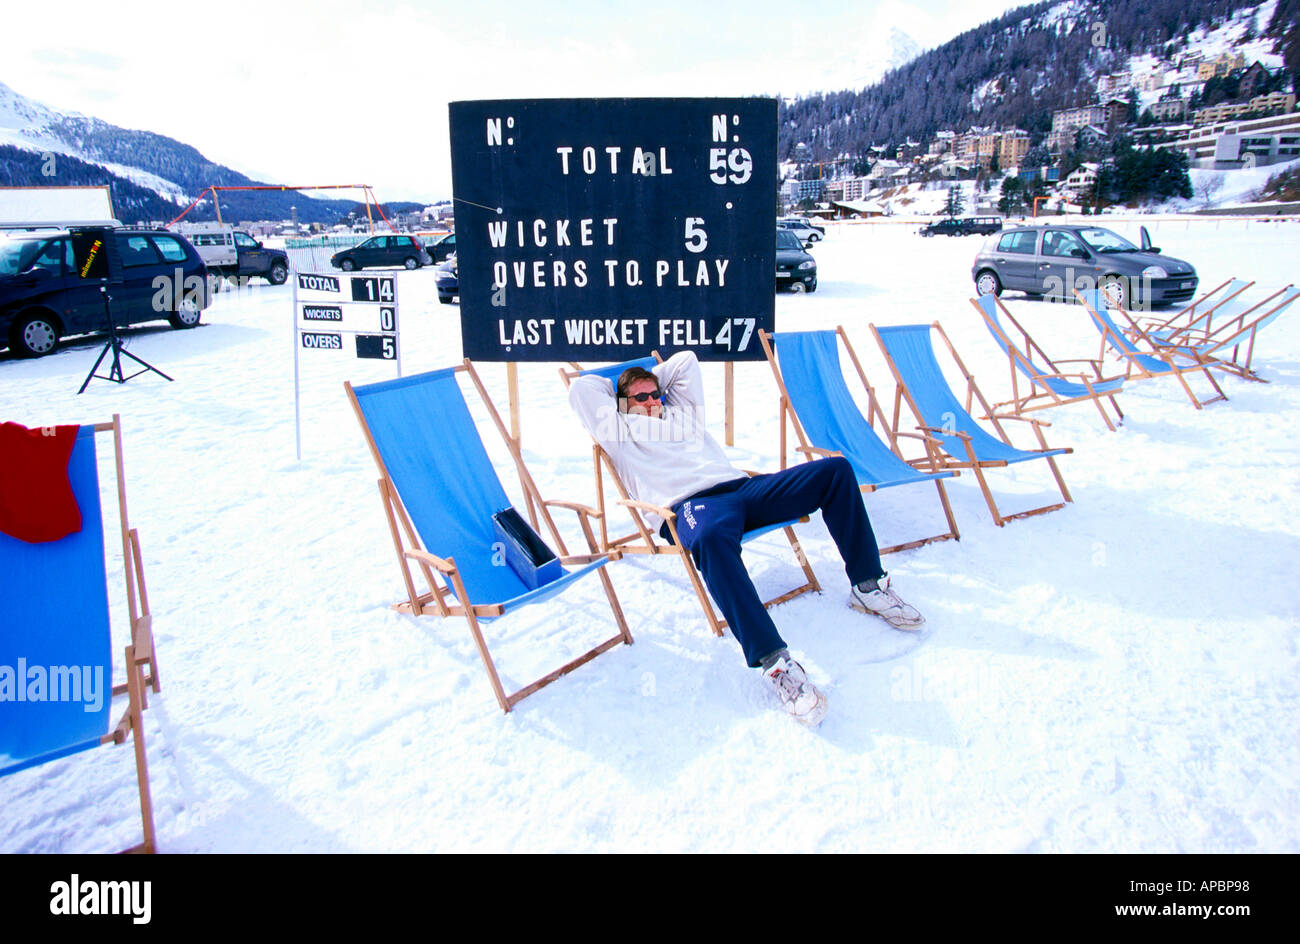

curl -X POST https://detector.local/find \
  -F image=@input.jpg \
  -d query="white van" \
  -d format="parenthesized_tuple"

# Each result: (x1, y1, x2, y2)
(170, 222, 238, 270)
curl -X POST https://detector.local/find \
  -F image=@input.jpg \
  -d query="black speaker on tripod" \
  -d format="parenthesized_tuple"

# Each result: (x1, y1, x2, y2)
(71, 227, 173, 394)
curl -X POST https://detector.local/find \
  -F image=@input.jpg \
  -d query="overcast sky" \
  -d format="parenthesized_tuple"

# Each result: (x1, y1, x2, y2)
(2, 0, 1038, 202)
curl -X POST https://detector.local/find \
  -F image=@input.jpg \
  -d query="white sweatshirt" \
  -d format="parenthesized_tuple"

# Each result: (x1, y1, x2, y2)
(568, 351, 745, 531)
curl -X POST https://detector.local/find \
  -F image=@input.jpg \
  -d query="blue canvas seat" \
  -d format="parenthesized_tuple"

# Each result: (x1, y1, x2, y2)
(1075, 289, 1228, 409)
(760, 327, 960, 553)
(1, 417, 159, 853)
(971, 295, 1126, 431)
(346, 365, 632, 713)
(870, 323, 1074, 527)
(558, 356, 822, 639)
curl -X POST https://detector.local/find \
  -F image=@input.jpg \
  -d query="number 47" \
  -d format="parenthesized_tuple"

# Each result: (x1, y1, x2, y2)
(714, 318, 755, 352)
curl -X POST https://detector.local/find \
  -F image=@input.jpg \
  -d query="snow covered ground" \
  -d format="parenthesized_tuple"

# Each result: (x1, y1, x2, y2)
(2, 217, 1298, 853)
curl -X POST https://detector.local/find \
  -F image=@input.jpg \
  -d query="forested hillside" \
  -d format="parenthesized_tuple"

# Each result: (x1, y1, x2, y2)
(778, 0, 1290, 163)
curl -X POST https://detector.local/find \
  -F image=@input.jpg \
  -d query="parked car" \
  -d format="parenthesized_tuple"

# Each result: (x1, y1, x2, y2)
(330, 234, 431, 271)
(780, 216, 825, 234)
(778, 218, 824, 243)
(971, 224, 1198, 308)
(1, 227, 210, 358)
(920, 218, 966, 237)
(434, 254, 458, 304)
(776, 229, 817, 293)
(170, 222, 289, 284)
(423, 232, 456, 263)
(921, 216, 1004, 237)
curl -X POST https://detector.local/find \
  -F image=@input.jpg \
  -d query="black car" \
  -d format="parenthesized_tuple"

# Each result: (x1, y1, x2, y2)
(330, 234, 431, 271)
(423, 232, 456, 263)
(1, 227, 210, 358)
(434, 255, 458, 304)
(776, 230, 817, 292)
(922, 216, 1004, 237)
(230, 232, 290, 284)
(921, 218, 966, 237)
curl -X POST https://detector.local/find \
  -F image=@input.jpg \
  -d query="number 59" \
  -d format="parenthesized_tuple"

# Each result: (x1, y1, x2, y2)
(709, 147, 753, 185)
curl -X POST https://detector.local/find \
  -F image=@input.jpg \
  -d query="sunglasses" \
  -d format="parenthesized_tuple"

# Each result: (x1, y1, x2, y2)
(626, 390, 662, 403)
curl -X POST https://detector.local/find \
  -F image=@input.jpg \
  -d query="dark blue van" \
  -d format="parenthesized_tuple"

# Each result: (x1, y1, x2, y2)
(1, 227, 211, 357)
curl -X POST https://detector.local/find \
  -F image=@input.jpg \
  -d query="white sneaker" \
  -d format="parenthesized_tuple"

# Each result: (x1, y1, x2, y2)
(763, 654, 828, 727)
(849, 575, 925, 630)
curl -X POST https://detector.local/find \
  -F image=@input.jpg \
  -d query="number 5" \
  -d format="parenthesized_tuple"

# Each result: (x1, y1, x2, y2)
(684, 218, 707, 253)
(709, 148, 728, 184)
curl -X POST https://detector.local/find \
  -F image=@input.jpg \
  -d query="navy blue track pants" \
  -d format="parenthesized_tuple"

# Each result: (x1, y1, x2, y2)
(665, 457, 884, 667)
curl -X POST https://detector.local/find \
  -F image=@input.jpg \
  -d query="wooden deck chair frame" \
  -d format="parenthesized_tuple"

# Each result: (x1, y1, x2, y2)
(758, 326, 960, 554)
(1, 415, 160, 854)
(1142, 284, 1297, 384)
(345, 361, 632, 713)
(1133, 277, 1254, 340)
(558, 357, 821, 639)
(1074, 289, 1229, 409)
(971, 295, 1126, 431)
(870, 322, 1074, 527)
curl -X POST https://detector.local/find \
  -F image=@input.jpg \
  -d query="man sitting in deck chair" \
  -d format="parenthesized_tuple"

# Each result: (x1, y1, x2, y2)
(569, 350, 924, 726)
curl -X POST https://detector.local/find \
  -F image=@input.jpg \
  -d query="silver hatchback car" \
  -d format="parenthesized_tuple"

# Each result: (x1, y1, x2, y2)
(971, 224, 1198, 308)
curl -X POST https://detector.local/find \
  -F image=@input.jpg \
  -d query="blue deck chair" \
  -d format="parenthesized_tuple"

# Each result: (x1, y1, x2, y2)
(1146, 285, 1297, 383)
(558, 356, 821, 639)
(1136, 278, 1254, 343)
(871, 323, 1074, 527)
(1, 416, 159, 853)
(1074, 289, 1228, 409)
(759, 327, 961, 553)
(346, 363, 632, 713)
(971, 295, 1126, 431)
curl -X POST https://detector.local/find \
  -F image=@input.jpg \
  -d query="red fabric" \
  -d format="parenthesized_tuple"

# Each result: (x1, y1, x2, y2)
(0, 422, 83, 543)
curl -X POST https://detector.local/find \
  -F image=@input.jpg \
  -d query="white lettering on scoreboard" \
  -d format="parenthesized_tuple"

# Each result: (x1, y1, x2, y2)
(449, 98, 776, 362)
(297, 274, 340, 293)
(301, 331, 342, 349)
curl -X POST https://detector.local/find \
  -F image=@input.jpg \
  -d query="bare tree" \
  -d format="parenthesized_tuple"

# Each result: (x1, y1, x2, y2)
(1197, 173, 1226, 208)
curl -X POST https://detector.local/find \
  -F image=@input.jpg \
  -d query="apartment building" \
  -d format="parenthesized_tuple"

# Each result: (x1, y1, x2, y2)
(1160, 111, 1300, 168)
(1193, 92, 1297, 125)
(1197, 52, 1246, 80)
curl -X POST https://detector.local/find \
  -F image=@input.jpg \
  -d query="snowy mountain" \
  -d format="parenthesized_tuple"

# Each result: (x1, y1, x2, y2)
(809, 26, 925, 93)
(0, 80, 365, 223)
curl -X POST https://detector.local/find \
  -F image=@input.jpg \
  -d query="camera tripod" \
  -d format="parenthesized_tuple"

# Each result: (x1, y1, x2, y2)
(78, 279, 173, 394)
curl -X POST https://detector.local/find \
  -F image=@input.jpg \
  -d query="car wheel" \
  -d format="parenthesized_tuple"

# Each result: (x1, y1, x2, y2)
(808, 233, 822, 241)
(340, 259, 356, 272)
(975, 270, 1002, 297)
(806, 277, 818, 293)
(168, 296, 202, 329)
(1100, 275, 1129, 308)
(438, 295, 455, 305)
(10, 311, 60, 357)
(403, 256, 419, 270)
(267, 262, 289, 285)
(789, 281, 807, 294)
